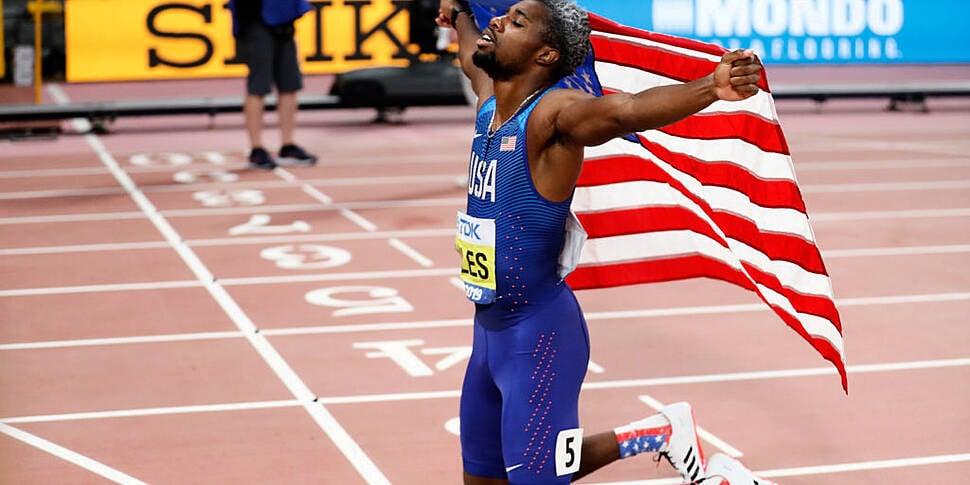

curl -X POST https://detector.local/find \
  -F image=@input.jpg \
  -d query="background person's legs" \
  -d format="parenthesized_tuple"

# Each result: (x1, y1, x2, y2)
(244, 94, 266, 150)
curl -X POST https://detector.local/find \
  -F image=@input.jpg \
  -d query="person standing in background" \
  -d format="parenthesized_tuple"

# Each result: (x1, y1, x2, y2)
(229, 0, 318, 169)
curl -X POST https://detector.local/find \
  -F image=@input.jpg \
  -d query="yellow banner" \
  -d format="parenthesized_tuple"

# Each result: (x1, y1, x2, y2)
(66, 0, 414, 82)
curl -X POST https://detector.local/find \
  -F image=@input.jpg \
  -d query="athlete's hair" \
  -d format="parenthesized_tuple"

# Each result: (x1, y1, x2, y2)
(536, 0, 591, 80)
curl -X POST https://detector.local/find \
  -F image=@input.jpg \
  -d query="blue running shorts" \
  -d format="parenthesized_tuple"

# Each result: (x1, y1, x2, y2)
(460, 286, 591, 484)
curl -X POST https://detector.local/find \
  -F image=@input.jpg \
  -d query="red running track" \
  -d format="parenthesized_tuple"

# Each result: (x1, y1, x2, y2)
(1, 75, 969, 484)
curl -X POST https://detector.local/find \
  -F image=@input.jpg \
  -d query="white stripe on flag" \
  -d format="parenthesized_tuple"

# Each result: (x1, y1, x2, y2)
(594, 61, 780, 121)
(592, 31, 723, 62)
(573, 180, 815, 241)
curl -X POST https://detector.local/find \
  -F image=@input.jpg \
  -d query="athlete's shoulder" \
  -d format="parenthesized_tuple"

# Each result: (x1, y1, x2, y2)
(530, 87, 597, 137)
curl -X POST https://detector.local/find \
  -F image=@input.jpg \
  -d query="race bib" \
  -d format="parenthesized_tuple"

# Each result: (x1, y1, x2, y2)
(455, 211, 496, 304)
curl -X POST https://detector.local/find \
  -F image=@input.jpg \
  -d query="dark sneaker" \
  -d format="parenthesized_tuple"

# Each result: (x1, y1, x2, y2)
(248, 147, 277, 170)
(277, 143, 317, 166)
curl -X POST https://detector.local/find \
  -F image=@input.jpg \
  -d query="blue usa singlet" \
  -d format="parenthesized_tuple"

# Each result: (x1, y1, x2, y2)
(457, 87, 573, 317)
(457, 87, 592, 484)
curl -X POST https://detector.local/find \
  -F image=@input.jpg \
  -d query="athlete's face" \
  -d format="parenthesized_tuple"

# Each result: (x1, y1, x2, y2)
(472, 1, 552, 80)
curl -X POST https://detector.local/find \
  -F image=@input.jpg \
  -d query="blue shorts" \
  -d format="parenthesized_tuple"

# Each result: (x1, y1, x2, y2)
(460, 286, 591, 484)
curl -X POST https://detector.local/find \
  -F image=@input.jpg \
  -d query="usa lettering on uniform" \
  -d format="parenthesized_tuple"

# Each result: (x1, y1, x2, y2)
(468, 152, 497, 202)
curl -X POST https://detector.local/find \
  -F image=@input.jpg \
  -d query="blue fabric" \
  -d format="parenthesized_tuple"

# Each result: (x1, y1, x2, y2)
(261, 0, 312, 26)
(465, 88, 572, 317)
(228, 0, 312, 35)
(460, 287, 590, 484)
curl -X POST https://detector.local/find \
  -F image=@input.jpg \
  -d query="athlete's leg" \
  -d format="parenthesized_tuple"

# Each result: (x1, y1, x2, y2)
(570, 432, 621, 481)
(483, 290, 589, 484)
(461, 322, 508, 483)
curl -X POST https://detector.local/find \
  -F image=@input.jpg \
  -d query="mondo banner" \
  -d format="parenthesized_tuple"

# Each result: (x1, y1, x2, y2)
(579, 0, 970, 65)
(66, 0, 415, 82)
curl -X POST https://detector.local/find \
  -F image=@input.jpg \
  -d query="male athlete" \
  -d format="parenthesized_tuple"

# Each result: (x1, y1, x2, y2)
(440, 1, 775, 484)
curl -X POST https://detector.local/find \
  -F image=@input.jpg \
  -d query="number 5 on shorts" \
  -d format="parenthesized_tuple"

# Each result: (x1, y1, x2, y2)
(555, 428, 583, 476)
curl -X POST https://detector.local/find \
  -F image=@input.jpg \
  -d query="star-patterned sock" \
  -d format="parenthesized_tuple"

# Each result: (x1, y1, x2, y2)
(614, 414, 672, 459)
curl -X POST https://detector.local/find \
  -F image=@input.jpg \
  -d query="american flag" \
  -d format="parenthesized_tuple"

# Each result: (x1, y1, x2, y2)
(500, 135, 517, 151)
(467, 3, 847, 391)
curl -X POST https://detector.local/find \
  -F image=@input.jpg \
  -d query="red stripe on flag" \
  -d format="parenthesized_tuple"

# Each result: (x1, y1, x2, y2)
(577, 206, 722, 241)
(576, 206, 826, 275)
(591, 35, 715, 84)
(598, 88, 790, 155)
(578, 153, 807, 212)
(589, 13, 772, 93)
(567, 254, 756, 291)
(660, 113, 790, 155)
(741, 262, 842, 332)
(567, 255, 847, 388)
(573, 13, 844, 390)
(589, 13, 728, 59)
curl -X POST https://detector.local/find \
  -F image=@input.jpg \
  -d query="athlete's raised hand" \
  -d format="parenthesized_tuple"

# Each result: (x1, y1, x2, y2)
(437, 0, 459, 28)
(713, 49, 762, 101)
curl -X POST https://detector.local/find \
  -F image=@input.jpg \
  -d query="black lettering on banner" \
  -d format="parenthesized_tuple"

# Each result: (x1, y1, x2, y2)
(305, 1, 335, 62)
(464, 250, 477, 276)
(344, 0, 412, 61)
(220, 1, 244, 65)
(475, 252, 489, 279)
(147, 3, 214, 68)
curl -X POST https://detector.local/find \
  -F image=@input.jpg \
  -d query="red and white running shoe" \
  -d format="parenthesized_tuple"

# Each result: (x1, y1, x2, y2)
(702, 453, 778, 485)
(658, 402, 706, 484)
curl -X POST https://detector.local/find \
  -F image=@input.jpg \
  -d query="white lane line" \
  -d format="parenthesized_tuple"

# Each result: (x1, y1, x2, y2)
(811, 208, 970, 222)
(0, 241, 172, 255)
(802, 180, 970, 193)
(756, 453, 970, 479)
(4, 204, 970, 226)
(11, 177, 968, 200)
(795, 159, 970, 171)
(0, 212, 146, 224)
(3, 157, 966, 180)
(340, 209, 379, 232)
(580, 358, 970, 391)
(0, 280, 202, 297)
(7, 238, 970, 262)
(3, 288, 968, 336)
(0, 423, 149, 484)
(0, 268, 455, 297)
(636, 395, 743, 458)
(189, 228, 454, 247)
(75, 118, 389, 483)
(6, 290, 969, 350)
(824, 244, 970, 258)
(0, 188, 127, 199)
(218, 267, 455, 286)
(585, 453, 970, 484)
(2, 400, 300, 424)
(4, 357, 967, 424)
(300, 184, 335, 204)
(0, 167, 113, 178)
(0, 331, 244, 351)
(276, 167, 379, 232)
(388, 238, 434, 267)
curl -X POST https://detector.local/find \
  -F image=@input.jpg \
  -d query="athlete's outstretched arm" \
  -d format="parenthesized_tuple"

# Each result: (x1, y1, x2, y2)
(554, 49, 762, 147)
(436, 0, 494, 107)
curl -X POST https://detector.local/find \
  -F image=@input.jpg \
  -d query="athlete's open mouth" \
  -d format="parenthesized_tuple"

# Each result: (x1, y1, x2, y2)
(477, 32, 495, 48)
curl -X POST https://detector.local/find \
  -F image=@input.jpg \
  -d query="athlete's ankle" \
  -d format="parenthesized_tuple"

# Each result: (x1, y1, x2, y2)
(613, 413, 672, 458)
